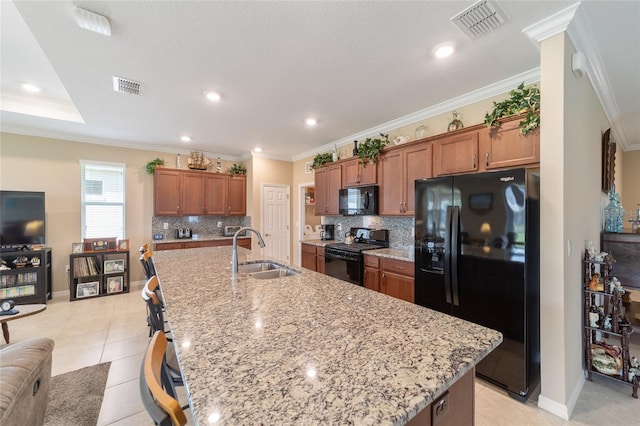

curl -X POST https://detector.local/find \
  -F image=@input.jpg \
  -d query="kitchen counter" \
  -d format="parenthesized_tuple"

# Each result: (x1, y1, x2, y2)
(366, 247, 414, 262)
(300, 238, 333, 247)
(153, 246, 502, 425)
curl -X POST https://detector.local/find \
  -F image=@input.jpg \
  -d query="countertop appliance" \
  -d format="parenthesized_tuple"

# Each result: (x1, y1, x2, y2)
(339, 186, 378, 216)
(414, 168, 540, 400)
(175, 228, 192, 239)
(320, 224, 334, 240)
(324, 228, 389, 285)
(224, 226, 246, 237)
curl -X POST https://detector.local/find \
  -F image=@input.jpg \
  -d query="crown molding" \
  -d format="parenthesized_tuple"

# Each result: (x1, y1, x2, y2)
(522, 2, 580, 43)
(293, 68, 541, 162)
(1, 91, 84, 123)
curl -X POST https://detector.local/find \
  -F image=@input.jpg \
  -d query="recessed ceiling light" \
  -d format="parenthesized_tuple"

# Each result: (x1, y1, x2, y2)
(205, 92, 221, 102)
(305, 117, 317, 126)
(254, 147, 262, 152)
(433, 44, 455, 58)
(181, 136, 191, 142)
(21, 83, 41, 93)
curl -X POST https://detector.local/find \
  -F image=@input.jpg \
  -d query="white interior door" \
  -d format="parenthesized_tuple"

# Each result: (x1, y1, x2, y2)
(261, 184, 290, 263)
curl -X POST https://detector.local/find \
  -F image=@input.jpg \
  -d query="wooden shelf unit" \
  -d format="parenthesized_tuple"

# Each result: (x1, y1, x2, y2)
(0, 248, 52, 304)
(69, 250, 129, 301)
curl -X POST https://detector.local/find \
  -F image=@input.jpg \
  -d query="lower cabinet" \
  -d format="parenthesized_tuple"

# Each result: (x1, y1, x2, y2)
(154, 238, 250, 251)
(364, 255, 414, 303)
(301, 243, 324, 272)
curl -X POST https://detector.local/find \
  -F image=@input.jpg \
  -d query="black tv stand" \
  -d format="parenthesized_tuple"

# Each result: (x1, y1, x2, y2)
(0, 248, 52, 303)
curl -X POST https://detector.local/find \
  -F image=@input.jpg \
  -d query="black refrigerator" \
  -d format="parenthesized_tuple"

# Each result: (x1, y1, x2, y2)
(414, 168, 540, 400)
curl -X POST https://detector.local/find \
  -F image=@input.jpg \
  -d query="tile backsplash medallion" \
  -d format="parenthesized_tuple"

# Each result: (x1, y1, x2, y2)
(323, 216, 414, 248)
(152, 216, 252, 239)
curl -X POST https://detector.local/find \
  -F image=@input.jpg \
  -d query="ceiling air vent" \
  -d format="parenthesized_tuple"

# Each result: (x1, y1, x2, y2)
(112, 76, 142, 95)
(450, 0, 509, 39)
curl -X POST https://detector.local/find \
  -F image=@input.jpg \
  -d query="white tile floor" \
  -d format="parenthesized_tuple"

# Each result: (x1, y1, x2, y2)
(2, 289, 638, 425)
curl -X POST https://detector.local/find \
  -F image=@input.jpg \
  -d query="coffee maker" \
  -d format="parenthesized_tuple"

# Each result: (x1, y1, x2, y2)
(320, 224, 335, 240)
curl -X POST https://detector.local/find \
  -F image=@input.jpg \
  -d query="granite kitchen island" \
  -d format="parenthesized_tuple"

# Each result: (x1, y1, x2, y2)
(153, 246, 502, 425)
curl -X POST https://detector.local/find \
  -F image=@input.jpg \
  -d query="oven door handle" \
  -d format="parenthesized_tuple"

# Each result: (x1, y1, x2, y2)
(325, 252, 355, 262)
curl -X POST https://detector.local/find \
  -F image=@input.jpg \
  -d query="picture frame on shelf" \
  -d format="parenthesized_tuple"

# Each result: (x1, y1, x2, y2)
(106, 276, 124, 294)
(71, 242, 83, 253)
(104, 259, 125, 274)
(76, 281, 99, 298)
(117, 239, 129, 252)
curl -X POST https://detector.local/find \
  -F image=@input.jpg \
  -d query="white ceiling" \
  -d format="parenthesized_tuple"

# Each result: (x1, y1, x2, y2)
(1, 1, 639, 161)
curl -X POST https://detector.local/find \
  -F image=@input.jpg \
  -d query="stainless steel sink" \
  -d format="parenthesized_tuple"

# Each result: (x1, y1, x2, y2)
(237, 261, 283, 274)
(248, 268, 301, 280)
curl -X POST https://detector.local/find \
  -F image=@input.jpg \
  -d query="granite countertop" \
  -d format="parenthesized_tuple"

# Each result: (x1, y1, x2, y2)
(365, 248, 414, 262)
(154, 247, 502, 425)
(155, 234, 250, 244)
(300, 238, 333, 247)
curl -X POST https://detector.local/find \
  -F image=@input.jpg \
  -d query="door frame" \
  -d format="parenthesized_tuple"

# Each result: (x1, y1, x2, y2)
(297, 181, 315, 267)
(260, 183, 291, 263)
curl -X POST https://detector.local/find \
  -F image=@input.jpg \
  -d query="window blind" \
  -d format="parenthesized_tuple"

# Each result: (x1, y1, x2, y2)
(80, 161, 126, 240)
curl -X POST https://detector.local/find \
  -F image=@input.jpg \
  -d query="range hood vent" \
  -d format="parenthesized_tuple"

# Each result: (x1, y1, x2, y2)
(450, 0, 509, 39)
(112, 76, 142, 95)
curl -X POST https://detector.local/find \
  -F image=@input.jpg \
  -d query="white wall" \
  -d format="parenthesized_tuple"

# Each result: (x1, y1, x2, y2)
(538, 32, 610, 419)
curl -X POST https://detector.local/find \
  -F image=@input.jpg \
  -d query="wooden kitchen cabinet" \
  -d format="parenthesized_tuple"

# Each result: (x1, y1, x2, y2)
(342, 158, 377, 187)
(155, 238, 250, 251)
(433, 131, 479, 176)
(363, 254, 380, 292)
(379, 141, 432, 216)
(301, 243, 324, 272)
(478, 115, 540, 171)
(154, 169, 246, 216)
(314, 163, 341, 216)
(379, 257, 414, 303)
(154, 169, 182, 216)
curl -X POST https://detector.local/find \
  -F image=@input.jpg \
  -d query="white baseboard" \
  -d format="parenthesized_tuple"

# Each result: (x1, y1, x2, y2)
(537, 374, 585, 420)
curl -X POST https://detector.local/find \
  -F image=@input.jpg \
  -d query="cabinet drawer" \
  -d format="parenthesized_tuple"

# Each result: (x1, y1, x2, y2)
(316, 246, 325, 256)
(364, 255, 380, 269)
(302, 243, 318, 255)
(381, 258, 414, 277)
(154, 242, 184, 251)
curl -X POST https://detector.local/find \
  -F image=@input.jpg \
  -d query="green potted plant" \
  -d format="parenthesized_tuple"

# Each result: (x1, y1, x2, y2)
(484, 82, 540, 135)
(146, 158, 165, 174)
(357, 133, 389, 165)
(229, 163, 247, 176)
(312, 153, 334, 168)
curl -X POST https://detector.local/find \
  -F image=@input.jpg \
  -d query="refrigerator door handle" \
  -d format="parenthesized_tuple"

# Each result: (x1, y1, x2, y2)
(451, 205, 460, 306)
(444, 206, 453, 305)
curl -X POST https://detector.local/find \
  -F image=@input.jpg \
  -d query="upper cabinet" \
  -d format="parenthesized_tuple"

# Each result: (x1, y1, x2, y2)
(314, 163, 341, 216)
(153, 169, 246, 216)
(342, 158, 377, 187)
(478, 115, 540, 171)
(154, 169, 182, 215)
(433, 131, 479, 176)
(378, 141, 432, 216)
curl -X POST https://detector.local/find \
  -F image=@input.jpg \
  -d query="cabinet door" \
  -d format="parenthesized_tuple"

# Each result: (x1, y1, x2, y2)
(326, 164, 342, 215)
(379, 149, 404, 215)
(301, 244, 317, 271)
(363, 267, 379, 292)
(479, 118, 540, 170)
(228, 175, 247, 215)
(380, 271, 414, 303)
(433, 132, 479, 176)
(403, 143, 432, 216)
(314, 167, 328, 216)
(154, 242, 184, 251)
(342, 159, 361, 187)
(204, 174, 228, 215)
(154, 170, 182, 216)
(182, 173, 206, 215)
(358, 162, 377, 185)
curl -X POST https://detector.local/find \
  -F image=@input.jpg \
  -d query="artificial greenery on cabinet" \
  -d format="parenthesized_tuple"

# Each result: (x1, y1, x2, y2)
(484, 82, 540, 135)
(357, 133, 389, 165)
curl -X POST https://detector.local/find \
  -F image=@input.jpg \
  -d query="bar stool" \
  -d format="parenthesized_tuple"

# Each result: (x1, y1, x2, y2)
(140, 250, 157, 280)
(139, 331, 188, 426)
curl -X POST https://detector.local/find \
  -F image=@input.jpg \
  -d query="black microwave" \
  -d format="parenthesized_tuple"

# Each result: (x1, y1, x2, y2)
(338, 186, 379, 216)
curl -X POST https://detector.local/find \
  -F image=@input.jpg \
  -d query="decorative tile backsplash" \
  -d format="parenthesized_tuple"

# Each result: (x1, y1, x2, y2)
(323, 216, 414, 248)
(151, 216, 252, 239)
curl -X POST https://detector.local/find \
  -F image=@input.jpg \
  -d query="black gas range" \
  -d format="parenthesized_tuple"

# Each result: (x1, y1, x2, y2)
(324, 228, 389, 285)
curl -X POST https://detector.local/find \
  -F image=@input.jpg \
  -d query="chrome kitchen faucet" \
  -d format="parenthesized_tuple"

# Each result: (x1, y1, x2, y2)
(231, 227, 266, 273)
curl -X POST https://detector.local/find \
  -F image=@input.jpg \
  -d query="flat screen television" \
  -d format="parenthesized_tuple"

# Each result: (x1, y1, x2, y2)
(0, 190, 46, 246)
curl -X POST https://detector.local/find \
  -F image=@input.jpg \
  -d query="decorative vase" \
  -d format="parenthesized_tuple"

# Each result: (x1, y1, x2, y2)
(415, 123, 429, 140)
(604, 189, 625, 232)
(353, 141, 358, 157)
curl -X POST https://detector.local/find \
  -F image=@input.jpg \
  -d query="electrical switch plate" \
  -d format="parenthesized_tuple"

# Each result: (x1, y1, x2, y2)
(163, 222, 169, 230)
(217, 221, 223, 227)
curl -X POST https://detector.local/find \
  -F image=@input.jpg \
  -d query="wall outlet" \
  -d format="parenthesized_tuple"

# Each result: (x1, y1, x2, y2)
(163, 222, 169, 230)
(217, 221, 223, 227)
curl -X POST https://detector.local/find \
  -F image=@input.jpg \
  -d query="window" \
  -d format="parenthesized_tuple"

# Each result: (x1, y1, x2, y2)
(81, 161, 125, 239)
